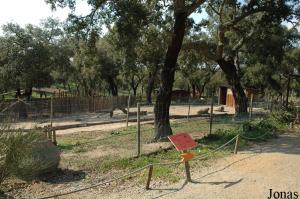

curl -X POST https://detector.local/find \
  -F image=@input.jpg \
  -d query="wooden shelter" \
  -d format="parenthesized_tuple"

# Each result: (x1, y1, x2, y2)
(218, 86, 256, 107)
(32, 87, 69, 98)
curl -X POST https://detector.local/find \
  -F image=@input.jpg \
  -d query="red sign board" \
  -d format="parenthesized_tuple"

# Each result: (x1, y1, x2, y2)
(168, 133, 197, 151)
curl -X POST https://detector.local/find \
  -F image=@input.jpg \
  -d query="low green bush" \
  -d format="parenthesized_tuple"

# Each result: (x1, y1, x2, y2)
(269, 110, 294, 124)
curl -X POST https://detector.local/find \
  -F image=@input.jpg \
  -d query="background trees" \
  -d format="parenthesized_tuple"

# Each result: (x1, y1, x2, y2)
(0, 20, 65, 99)
(0, 0, 299, 140)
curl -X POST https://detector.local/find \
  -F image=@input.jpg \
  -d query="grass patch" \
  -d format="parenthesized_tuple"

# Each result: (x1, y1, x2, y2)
(58, 110, 292, 183)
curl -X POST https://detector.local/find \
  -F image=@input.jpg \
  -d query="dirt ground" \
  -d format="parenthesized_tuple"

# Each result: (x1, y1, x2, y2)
(3, 132, 299, 199)
(49, 132, 299, 199)
(11, 105, 263, 135)
(98, 132, 299, 199)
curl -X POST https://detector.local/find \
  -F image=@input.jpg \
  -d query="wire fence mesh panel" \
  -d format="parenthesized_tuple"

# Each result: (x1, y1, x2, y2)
(1, 95, 292, 160)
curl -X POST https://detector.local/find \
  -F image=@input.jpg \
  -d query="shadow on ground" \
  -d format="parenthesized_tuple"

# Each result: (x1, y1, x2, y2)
(150, 154, 257, 199)
(258, 133, 300, 155)
(38, 168, 86, 184)
(150, 132, 300, 199)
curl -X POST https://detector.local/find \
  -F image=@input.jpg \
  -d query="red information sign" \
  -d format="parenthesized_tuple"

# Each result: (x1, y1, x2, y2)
(168, 133, 197, 151)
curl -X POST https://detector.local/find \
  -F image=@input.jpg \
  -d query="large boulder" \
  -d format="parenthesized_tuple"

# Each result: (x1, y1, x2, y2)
(0, 130, 60, 181)
(15, 139, 60, 180)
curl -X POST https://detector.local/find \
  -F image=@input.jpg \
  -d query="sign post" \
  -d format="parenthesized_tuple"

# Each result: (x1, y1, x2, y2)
(168, 133, 197, 182)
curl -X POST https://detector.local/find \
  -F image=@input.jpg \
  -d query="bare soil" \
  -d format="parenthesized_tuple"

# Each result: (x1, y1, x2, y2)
(2, 132, 299, 199)
(11, 105, 255, 135)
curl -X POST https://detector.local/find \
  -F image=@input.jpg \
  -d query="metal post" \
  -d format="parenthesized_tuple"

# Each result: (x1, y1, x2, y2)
(249, 93, 253, 120)
(126, 95, 131, 128)
(145, 164, 153, 190)
(137, 103, 141, 156)
(209, 95, 214, 135)
(234, 135, 240, 154)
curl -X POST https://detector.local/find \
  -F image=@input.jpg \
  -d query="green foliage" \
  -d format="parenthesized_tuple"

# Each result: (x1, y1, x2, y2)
(0, 127, 60, 184)
(269, 110, 294, 124)
(207, 110, 292, 144)
(0, 19, 70, 97)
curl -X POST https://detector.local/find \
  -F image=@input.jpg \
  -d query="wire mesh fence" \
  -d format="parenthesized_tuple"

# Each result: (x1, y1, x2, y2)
(1, 94, 300, 158)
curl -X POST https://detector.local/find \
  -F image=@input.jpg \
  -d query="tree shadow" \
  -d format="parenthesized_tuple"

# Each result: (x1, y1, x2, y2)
(257, 133, 300, 155)
(38, 168, 86, 184)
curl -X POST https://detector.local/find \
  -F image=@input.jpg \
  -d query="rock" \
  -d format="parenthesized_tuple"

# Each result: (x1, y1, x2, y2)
(15, 139, 60, 180)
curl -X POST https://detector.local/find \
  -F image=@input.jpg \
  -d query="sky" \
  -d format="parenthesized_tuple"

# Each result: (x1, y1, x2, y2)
(0, 0, 91, 27)
(0, 0, 296, 31)
(0, 0, 205, 28)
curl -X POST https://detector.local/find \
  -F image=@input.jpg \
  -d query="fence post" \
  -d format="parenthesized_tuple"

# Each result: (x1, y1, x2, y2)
(234, 135, 240, 154)
(126, 95, 131, 128)
(44, 125, 49, 138)
(145, 164, 153, 190)
(187, 97, 191, 121)
(137, 103, 141, 157)
(50, 96, 53, 127)
(290, 122, 294, 129)
(52, 130, 57, 145)
(93, 95, 96, 112)
(209, 95, 214, 135)
(249, 93, 253, 120)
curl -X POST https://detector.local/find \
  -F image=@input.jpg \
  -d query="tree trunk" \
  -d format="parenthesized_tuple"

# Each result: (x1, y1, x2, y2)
(130, 77, 138, 96)
(217, 58, 248, 114)
(285, 74, 291, 109)
(132, 87, 137, 96)
(107, 76, 118, 96)
(191, 84, 196, 97)
(24, 88, 32, 100)
(15, 88, 21, 98)
(146, 70, 157, 104)
(153, 11, 187, 140)
(196, 83, 206, 98)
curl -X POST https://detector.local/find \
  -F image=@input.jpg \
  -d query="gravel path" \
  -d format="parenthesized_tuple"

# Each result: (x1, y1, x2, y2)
(98, 132, 300, 199)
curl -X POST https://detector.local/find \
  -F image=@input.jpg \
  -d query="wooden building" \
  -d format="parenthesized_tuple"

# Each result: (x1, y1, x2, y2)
(218, 86, 256, 107)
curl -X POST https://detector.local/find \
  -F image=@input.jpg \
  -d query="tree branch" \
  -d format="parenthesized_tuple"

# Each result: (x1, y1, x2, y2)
(232, 29, 255, 53)
(182, 40, 217, 61)
(186, 0, 206, 16)
(208, 1, 220, 15)
(224, 6, 272, 28)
